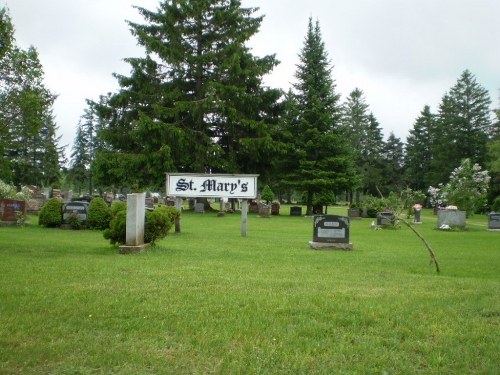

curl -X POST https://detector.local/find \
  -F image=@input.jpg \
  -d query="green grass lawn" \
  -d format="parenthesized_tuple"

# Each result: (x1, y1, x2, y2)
(1, 207, 499, 374)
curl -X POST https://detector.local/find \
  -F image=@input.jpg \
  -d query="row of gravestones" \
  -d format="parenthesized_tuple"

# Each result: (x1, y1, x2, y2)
(309, 211, 500, 251)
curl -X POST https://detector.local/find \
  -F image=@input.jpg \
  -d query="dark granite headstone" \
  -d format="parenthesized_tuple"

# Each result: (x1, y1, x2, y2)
(290, 206, 302, 216)
(488, 213, 500, 231)
(62, 201, 88, 222)
(312, 215, 350, 244)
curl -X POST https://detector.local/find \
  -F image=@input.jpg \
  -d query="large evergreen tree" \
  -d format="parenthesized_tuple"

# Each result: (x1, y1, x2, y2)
(404, 105, 436, 189)
(94, 0, 281, 190)
(430, 70, 492, 184)
(0, 7, 62, 186)
(283, 18, 355, 214)
(382, 132, 404, 194)
(340, 89, 386, 199)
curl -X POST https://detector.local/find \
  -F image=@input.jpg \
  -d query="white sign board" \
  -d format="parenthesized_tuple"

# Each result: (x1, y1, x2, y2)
(166, 173, 258, 199)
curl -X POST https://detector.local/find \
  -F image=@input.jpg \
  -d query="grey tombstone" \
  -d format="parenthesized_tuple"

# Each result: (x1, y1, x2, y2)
(309, 215, 353, 250)
(195, 202, 205, 213)
(290, 206, 302, 216)
(488, 213, 500, 231)
(437, 209, 466, 229)
(377, 211, 395, 226)
(413, 209, 422, 224)
(62, 201, 88, 223)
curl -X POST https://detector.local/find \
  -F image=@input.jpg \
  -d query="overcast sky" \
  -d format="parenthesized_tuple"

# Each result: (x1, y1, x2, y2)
(4, 0, 500, 157)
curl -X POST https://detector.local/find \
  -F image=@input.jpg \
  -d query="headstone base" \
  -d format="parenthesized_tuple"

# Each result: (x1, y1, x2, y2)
(119, 243, 151, 254)
(488, 229, 500, 232)
(309, 241, 353, 251)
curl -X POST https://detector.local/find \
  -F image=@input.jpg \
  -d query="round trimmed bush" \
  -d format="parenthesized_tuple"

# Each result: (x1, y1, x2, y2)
(103, 204, 179, 246)
(87, 197, 112, 230)
(144, 205, 180, 245)
(39, 198, 63, 227)
(103, 209, 127, 245)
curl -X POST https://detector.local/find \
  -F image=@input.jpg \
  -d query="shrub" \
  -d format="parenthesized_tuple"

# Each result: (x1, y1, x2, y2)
(144, 205, 180, 245)
(103, 210, 127, 245)
(103, 204, 179, 246)
(87, 197, 112, 230)
(66, 213, 83, 230)
(110, 200, 127, 217)
(39, 198, 62, 227)
(261, 185, 274, 204)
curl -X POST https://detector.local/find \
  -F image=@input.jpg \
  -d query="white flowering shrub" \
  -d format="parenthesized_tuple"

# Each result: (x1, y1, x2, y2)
(0, 179, 17, 199)
(442, 159, 490, 217)
(427, 184, 447, 208)
(0, 179, 33, 201)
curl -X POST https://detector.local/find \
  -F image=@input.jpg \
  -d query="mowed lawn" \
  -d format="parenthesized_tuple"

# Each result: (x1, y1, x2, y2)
(0, 207, 499, 374)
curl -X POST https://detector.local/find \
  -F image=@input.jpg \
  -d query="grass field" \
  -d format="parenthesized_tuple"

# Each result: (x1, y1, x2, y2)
(1, 207, 499, 374)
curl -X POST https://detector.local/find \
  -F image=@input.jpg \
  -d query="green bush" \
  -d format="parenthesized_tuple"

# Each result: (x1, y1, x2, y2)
(103, 210, 127, 245)
(87, 197, 112, 230)
(103, 204, 179, 246)
(66, 213, 83, 230)
(39, 198, 62, 227)
(110, 200, 127, 217)
(261, 185, 274, 204)
(144, 205, 180, 245)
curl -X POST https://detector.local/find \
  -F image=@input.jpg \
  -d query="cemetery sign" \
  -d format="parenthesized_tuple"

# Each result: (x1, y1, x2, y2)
(166, 173, 258, 199)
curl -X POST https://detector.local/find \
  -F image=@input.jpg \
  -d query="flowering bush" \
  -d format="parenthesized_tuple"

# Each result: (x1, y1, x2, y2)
(0, 179, 33, 201)
(442, 159, 490, 217)
(428, 185, 447, 208)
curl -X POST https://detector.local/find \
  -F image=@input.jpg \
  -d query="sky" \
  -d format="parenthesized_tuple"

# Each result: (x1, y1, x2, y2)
(4, 0, 500, 158)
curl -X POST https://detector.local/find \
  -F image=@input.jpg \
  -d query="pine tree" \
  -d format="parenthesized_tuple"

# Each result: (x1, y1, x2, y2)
(284, 18, 356, 214)
(0, 9, 61, 187)
(382, 132, 404, 194)
(341, 89, 387, 199)
(431, 70, 492, 184)
(404, 105, 436, 189)
(95, 0, 281, 190)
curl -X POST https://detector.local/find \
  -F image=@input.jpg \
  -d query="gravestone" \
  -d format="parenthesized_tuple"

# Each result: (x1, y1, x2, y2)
(0, 199, 27, 222)
(488, 213, 500, 231)
(290, 206, 302, 216)
(271, 202, 280, 215)
(437, 209, 466, 229)
(249, 200, 259, 213)
(309, 215, 353, 250)
(145, 197, 154, 209)
(377, 211, 396, 226)
(258, 203, 270, 218)
(119, 193, 150, 254)
(62, 201, 88, 222)
(195, 202, 205, 213)
(413, 209, 422, 224)
(347, 208, 361, 219)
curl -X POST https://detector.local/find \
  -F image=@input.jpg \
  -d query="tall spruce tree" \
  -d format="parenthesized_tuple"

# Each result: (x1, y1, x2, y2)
(284, 18, 355, 214)
(95, 0, 281, 190)
(382, 132, 404, 194)
(0, 7, 62, 186)
(404, 105, 436, 190)
(341, 89, 387, 199)
(431, 70, 492, 184)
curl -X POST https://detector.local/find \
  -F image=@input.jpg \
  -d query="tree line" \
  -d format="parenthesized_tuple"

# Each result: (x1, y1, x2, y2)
(1, 2, 499, 215)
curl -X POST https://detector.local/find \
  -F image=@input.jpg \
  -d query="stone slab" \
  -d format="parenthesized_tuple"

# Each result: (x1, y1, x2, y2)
(119, 243, 151, 254)
(309, 241, 353, 250)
